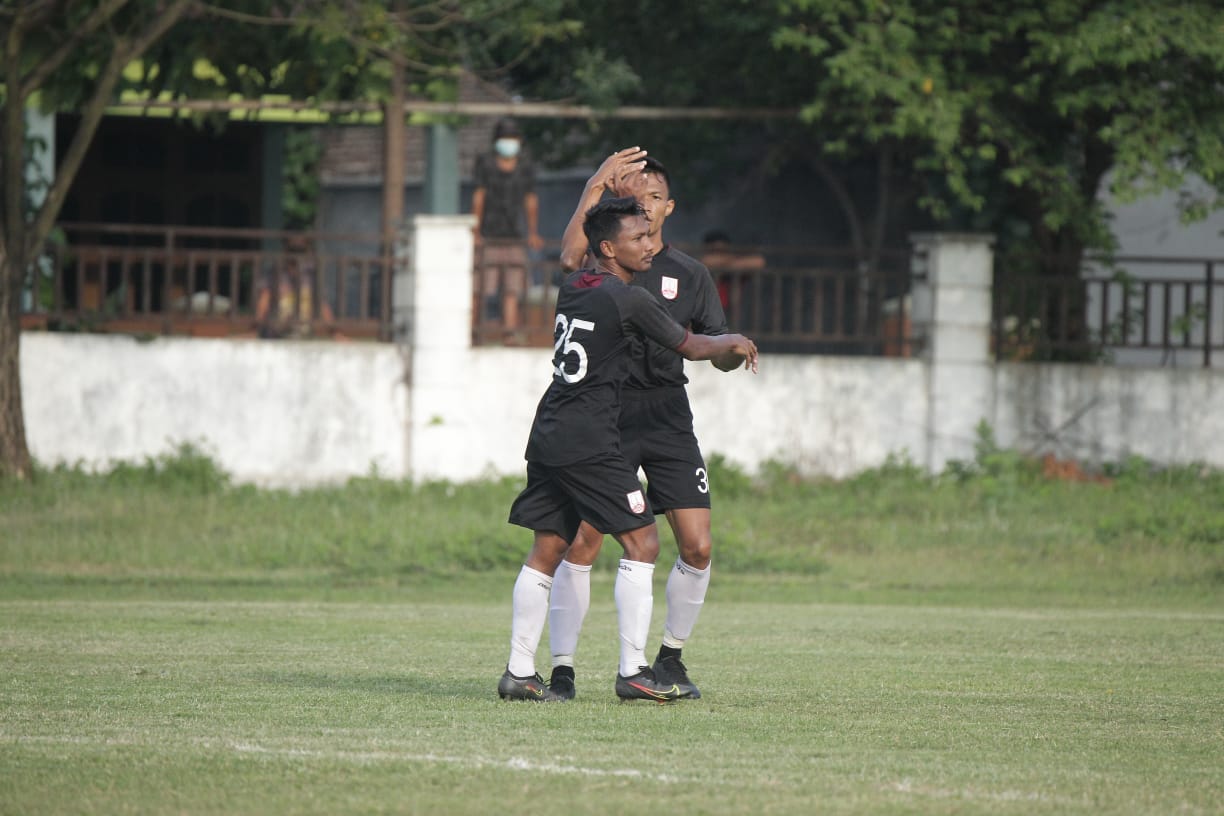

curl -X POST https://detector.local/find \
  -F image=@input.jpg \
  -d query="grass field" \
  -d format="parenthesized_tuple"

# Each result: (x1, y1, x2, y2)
(2, 447, 1223, 814)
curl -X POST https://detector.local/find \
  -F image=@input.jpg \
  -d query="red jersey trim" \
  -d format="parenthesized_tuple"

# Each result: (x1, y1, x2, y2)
(574, 271, 610, 288)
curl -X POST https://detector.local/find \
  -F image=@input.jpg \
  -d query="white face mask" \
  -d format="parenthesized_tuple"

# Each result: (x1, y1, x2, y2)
(494, 138, 521, 158)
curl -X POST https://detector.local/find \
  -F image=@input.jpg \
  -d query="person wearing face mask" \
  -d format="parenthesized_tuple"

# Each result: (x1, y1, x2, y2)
(471, 118, 544, 341)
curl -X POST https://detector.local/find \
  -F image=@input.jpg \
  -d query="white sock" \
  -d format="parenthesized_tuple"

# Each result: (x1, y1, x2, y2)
(507, 566, 552, 678)
(549, 559, 591, 668)
(662, 558, 711, 648)
(614, 559, 655, 676)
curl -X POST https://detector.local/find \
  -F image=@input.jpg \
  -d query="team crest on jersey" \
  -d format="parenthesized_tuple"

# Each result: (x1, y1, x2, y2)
(627, 489, 646, 514)
(660, 276, 679, 300)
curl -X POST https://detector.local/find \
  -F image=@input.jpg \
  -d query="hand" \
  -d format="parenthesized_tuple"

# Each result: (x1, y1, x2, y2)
(592, 146, 647, 195)
(611, 165, 651, 200)
(731, 334, 759, 374)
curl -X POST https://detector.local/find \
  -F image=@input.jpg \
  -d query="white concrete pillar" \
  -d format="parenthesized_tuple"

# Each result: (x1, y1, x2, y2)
(910, 233, 995, 472)
(397, 214, 477, 481)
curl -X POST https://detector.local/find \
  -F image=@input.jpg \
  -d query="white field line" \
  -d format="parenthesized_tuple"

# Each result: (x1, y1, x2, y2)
(230, 741, 685, 782)
(7, 734, 684, 783)
(884, 778, 1078, 806)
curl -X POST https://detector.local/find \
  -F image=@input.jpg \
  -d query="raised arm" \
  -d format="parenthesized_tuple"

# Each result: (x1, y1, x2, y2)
(559, 147, 648, 272)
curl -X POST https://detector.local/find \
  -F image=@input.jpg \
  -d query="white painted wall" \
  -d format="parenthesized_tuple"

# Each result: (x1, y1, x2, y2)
(686, 356, 928, 478)
(994, 363, 1224, 467)
(21, 333, 409, 487)
(19, 332, 1224, 486)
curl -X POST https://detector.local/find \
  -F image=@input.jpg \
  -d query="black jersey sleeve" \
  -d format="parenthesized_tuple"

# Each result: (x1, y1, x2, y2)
(620, 286, 689, 351)
(687, 258, 731, 336)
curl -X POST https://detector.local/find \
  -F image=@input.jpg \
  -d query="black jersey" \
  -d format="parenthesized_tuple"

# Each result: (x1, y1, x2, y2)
(626, 245, 729, 390)
(473, 153, 536, 238)
(524, 271, 689, 466)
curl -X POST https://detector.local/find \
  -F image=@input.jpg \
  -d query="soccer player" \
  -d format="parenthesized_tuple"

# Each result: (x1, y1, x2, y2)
(548, 152, 749, 701)
(498, 197, 757, 703)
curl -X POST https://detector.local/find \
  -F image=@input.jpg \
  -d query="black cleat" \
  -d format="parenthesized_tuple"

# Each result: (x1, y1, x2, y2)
(651, 653, 701, 699)
(615, 666, 690, 703)
(498, 669, 564, 702)
(549, 666, 576, 701)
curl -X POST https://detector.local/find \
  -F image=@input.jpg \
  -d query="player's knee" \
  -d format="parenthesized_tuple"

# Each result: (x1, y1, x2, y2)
(677, 534, 712, 570)
(566, 524, 603, 566)
(617, 527, 661, 564)
(624, 538, 660, 563)
(526, 533, 569, 574)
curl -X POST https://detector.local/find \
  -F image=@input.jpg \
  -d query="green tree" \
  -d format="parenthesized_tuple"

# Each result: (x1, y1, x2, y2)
(2, 0, 196, 481)
(0, 0, 572, 480)
(507, 1, 1224, 347)
(503, 1, 931, 283)
(775, 0, 1224, 344)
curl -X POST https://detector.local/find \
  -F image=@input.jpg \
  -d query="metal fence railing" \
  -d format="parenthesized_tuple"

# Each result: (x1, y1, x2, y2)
(994, 255, 1223, 367)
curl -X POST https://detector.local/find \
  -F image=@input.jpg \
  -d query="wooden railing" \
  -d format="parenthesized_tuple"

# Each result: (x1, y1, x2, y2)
(470, 243, 918, 356)
(23, 226, 919, 355)
(21, 223, 391, 340)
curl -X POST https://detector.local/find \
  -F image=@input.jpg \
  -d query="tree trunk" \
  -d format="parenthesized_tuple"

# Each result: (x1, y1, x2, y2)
(0, 254, 33, 481)
(1, 26, 33, 481)
(0, 0, 193, 479)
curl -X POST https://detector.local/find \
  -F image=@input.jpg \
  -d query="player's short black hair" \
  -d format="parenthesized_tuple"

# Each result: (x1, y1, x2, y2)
(642, 156, 671, 196)
(583, 197, 646, 259)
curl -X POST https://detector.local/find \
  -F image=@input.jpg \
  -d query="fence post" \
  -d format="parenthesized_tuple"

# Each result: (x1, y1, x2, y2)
(395, 214, 477, 481)
(1205, 261, 1214, 369)
(910, 233, 995, 473)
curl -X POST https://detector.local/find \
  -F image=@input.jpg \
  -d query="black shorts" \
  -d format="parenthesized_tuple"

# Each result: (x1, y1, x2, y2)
(620, 387, 711, 514)
(508, 454, 655, 541)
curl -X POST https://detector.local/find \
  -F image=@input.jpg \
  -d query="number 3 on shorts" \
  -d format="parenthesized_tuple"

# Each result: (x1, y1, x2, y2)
(695, 466, 709, 494)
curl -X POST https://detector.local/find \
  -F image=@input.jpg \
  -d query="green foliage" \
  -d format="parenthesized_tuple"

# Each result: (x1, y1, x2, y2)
(944, 420, 1042, 489)
(0, 0, 585, 481)
(773, 0, 1224, 258)
(1094, 456, 1224, 547)
(3, 442, 1222, 604)
(33, 442, 231, 494)
(502, 0, 1224, 334)
(706, 452, 755, 499)
(280, 127, 323, 230)
(502, 0, 810, 204)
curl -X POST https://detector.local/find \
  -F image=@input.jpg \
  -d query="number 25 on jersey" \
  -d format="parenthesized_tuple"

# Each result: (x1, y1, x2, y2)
(554, 313, 594, 384)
